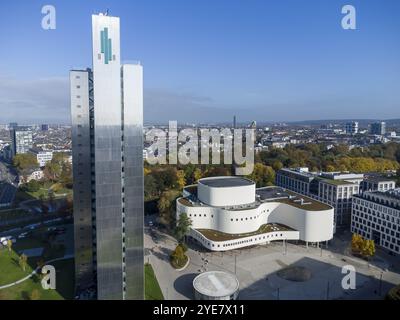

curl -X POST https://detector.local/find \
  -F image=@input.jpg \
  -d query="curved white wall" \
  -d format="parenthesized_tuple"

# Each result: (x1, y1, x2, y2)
(190, 228, 300, 252)
(197, 180, 255, 207)
(177, 199, 334, 244)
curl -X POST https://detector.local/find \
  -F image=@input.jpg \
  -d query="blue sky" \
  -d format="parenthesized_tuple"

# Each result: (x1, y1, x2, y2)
(0, 0, 399, 124)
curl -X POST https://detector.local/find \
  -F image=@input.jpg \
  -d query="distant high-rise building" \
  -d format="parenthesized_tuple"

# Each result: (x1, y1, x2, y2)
(11, 129, 33, 157)
(71, 13, 144, 300)
(345, 121, 359, 135)
(41, 124, 49, 131)
(233, 115, 236, 129)
(370, 121, 386, 136)
(8, 122, 18, 130)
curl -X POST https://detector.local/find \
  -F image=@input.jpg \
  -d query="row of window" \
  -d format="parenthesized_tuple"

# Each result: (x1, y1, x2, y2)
(354, 201, 400, 217)
(187, 209, 270, 221)
(352, 216, 400, 236)
(353, 207, 400, 225)
(194, 232, 285, 248)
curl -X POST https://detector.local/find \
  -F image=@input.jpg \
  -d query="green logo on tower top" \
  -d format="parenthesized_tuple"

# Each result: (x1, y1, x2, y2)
(100, 27, 112, 64)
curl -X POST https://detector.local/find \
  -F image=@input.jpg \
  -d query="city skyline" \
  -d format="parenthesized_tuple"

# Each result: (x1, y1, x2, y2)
(1, 0, 400, 124)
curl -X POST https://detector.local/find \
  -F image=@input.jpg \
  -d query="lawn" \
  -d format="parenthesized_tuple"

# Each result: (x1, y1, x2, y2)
(0, 226, 74, 300)
(0, 257, 74, 300)
(0, 249, 31, 286)
(145, 263, 164, 300)
(18, 182, 72, 201)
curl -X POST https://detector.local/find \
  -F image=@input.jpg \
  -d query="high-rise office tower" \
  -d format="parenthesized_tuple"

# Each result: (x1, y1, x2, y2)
(70, 13, 144, 300)
(11, 128, 33, 157)
(345, 121, 359, 135)
(370, 121, 386, 136)
(8, 122, 18, 130)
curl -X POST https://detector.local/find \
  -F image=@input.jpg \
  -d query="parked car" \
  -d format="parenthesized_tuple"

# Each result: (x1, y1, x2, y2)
(0, 236, 12, 242)
(18, 231, 31, 239)
(1, 236, 16, 246)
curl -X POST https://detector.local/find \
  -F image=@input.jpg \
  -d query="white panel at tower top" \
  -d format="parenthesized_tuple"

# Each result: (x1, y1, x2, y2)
(91, 14, 121, 127)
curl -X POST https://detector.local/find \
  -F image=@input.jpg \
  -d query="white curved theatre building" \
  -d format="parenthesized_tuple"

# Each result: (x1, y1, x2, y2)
(176, 176, 334, 251)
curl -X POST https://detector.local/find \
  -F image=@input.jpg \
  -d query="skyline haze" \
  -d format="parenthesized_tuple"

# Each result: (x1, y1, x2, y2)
(1, 0, 399, 124)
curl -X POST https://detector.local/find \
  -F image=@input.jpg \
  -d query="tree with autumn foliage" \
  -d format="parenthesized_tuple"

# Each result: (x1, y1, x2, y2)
(351, 234, 376, 259)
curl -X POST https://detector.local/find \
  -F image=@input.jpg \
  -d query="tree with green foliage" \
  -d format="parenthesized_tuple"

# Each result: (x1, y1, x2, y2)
(23, 179, 41, 192)
(43, 152, 70, 182)
(12, 153, 39, 177)
(144, 174, 158, 200)
(59, 161, 73, 187)
(157, 190, 180, 227)
(174, 212, 192, 243)
(272, 160, 283, 171)
(248, 163, 275, 187)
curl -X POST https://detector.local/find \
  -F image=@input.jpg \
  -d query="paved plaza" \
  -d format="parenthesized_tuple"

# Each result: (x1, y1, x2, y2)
(145, 220, 400, 300)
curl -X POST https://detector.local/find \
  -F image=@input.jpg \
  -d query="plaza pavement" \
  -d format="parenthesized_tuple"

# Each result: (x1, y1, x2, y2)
(145, 224, 400, 300)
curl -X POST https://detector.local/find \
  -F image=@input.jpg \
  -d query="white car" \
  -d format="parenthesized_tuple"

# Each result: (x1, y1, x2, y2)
(1, 237, 16, 246)
(0, 236, 12, 243)
(18, 232, 28, 239)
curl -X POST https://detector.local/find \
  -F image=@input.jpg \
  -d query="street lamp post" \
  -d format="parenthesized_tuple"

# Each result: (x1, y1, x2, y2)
(320, 244, 323, 257)
(326, 281, 330, 300)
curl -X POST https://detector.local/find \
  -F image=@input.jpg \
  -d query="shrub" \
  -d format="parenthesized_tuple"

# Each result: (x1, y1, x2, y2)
(170, 244, 188, 269)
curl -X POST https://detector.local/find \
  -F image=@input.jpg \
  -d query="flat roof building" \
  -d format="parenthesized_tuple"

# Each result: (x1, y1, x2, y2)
(370, 122, 386, 136)
(28, 147, 53, 167)
(276, 168, 361, 225)
(11, 129, 33, 157)
(361, 174, 396, 193)
(177, 176, 334, 252)
(352, 189, 400, 255)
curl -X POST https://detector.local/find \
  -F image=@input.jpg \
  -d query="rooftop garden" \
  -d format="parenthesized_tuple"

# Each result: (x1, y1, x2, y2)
(274, 196, 331, 211)
(319, 178, 356, 186)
